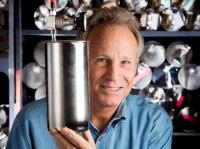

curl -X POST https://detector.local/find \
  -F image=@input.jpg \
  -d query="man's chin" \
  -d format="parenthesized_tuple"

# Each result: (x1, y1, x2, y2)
(100, 96, 123, 107)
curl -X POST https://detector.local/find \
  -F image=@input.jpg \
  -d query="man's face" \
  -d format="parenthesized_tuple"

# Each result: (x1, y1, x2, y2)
(88, 24, 138, 109)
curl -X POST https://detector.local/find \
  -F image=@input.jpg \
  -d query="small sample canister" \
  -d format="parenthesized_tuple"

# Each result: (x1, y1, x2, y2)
(45, 40, 90, 131)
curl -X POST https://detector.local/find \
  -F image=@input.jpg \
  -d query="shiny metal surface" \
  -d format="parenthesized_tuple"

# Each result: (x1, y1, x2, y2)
(139, 84, 166, 104)
(0, 109, 7, 126)
(160, 0, 171, 11)
(185, 12, 195, 30)
(141, 40, 165, 67)
(0, 130, 7, 148)
(194, 14, 200, 30)
(161, 8, 185, 31)
(180, 0, 196, 12)
(149, 0, 160, 11)
(152, 63, 179, 89)
(35, 84, 46, 100)
(56, 15, 75, 30)
(61, 7, 76, 30)
(140, 10, 161, 30)
(0, 0, 7, 8)
(46, 41, 89, 131)
(34, 5, 50, 30)
(132, 63, 152, 89)
(166, 41, 193, 68)
(124, 0, 148, 13)
(178, 107, 200, 132)
(71, 0, 92, 9)
(150, 0, 171, 11)
(22, 62, 46, 89)
(178, 63, 200, 90)
(171, 84, 183, 100)
(44, 0, 68, 12)
(33, 41, 46, 67)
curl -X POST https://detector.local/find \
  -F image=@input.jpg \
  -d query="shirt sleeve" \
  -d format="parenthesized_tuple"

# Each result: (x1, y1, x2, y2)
(147, 107, 173, 149)
(6, 112, 32, 149)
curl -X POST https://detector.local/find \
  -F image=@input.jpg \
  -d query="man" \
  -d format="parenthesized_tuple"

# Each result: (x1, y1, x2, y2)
(6, 7, 173, 149)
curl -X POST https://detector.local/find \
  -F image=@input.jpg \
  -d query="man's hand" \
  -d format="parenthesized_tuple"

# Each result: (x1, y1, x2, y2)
(50, 127, 96, 149)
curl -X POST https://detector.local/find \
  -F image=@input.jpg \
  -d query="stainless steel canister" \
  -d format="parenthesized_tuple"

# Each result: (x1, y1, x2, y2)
(45, 40, 89, 131)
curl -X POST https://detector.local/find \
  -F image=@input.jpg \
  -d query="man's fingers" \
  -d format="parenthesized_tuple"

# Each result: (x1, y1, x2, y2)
(60, 127, 94, 149)
(83, 130, 96, 145)
(50, 128, 77, 149)
(60, 127, 84, 147)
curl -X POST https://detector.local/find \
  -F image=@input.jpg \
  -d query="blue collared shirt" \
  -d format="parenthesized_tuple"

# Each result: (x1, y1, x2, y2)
(6, 94, 173, 149)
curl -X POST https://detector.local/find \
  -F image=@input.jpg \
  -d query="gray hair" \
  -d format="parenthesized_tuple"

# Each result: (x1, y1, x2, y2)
(83, 7, 144, 63)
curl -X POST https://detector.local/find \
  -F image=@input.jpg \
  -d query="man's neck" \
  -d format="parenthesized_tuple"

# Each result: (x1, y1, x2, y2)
(90, 105, 119, 132)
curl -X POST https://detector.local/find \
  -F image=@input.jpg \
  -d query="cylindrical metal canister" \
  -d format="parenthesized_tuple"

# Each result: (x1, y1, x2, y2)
(45, 40, 89, 131)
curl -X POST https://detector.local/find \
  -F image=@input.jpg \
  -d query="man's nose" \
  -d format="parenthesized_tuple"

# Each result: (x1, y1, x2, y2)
(105, 62, 120, 81)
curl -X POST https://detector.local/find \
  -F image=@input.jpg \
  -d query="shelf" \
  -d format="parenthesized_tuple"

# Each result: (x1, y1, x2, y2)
(22, 30, 76, 37)
(22, 30, 200, 37)
(173, 132, 200, 137)
(141, 31, 200, 37)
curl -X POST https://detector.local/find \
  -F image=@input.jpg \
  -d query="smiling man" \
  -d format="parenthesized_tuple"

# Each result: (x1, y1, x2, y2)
(6, 7, 173, 149)
(88, 24, 138, 132)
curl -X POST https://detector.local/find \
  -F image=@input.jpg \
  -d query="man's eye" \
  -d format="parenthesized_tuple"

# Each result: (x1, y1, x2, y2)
(121, 60, 131, 64)
(96, 58, 107, 63)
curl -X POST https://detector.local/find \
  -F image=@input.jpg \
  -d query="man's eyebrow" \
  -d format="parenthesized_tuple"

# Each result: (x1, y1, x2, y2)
(93, 54, 110, 58)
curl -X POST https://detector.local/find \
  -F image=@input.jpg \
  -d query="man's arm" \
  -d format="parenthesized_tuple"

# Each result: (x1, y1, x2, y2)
(148, 108, 173, 149)
(6, 115, 32, 149)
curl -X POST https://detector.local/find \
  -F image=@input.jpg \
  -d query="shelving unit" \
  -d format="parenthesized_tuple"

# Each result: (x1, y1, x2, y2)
(21, 29, 200, 37)
(8, 0, 200, 148)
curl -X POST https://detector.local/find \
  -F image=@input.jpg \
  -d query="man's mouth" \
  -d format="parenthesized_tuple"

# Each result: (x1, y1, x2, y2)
(100, 85, 122, 93)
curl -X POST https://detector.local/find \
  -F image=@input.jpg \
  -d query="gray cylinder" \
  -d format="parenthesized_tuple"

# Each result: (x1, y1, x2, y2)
(45, 40, 89, 131)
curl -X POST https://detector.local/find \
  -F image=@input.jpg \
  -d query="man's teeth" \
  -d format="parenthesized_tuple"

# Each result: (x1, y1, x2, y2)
(102, 86, 120, 91)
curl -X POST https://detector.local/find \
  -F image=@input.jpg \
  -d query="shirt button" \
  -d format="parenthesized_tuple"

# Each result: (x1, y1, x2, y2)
(97, 136, 102, 142)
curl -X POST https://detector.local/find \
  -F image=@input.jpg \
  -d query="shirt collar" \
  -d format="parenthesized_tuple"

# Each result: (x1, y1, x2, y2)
(89, 95, 129, 133)
(113, 97, 127, 120)
(108, 96, 130, 129)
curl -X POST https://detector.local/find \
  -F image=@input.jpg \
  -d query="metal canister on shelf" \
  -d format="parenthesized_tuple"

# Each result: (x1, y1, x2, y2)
(185, 11, 196, 30)
(139, 84, 166, 105)
(166, 41, 193, 68)
(132, 63, 152, 90)
(0, 108, 7, 127)
(33, 5, 50, 30)
(123, 0, 148, 14)
(33, 41, 46, 67)
(140, 9, 162, 30)
(178, 63, 200, 90)
(194, 14, 200, 30)
(177, 107, 200, 132)
(0, 0, 7, 8)
(71, 0, 92, 9)
(180, 0, 197, 12)
(22, 62, 46, 89)
(149, 0, 171, 12)
(0, 130, 8, 149)
(44, 0, 68, 12)
(35, 84, 46, 100)
(149, 0, 160, 11)
(141, 40, 165, 67)
(46, 40, 89, 131)
(161, 7, 185, 31)
(152, 63, 179, 89)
